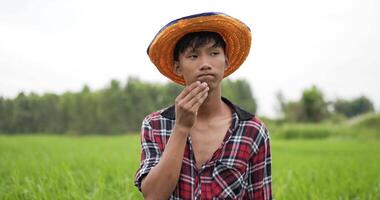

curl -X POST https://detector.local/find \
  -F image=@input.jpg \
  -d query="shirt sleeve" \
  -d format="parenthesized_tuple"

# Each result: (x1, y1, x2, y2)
(246, 124, 272, 200)
(134, 116, 162, 191)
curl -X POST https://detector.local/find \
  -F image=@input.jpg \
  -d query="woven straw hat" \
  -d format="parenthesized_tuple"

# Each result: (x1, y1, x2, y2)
(147, 12, 252, 85)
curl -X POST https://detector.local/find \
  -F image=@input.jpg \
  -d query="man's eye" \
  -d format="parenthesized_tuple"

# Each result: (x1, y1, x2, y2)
(187, 54, 198, 59)
(211, 52, 220, 56)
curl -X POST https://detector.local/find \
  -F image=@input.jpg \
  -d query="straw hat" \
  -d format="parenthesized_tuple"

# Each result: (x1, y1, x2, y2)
(147, 12, 252, 85)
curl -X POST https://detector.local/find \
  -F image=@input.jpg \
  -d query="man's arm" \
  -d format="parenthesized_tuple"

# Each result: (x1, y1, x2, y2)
(141, 81, 209, 200)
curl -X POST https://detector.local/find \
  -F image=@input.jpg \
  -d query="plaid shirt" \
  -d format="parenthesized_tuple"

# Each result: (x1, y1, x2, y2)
(135, 97, 272, 200)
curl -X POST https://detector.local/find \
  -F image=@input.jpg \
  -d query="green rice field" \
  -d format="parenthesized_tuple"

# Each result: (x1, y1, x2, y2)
(0, 134, 379, 200)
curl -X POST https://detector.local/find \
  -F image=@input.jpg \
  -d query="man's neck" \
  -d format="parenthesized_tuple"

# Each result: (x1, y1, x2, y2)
(196, 86, 230, 120)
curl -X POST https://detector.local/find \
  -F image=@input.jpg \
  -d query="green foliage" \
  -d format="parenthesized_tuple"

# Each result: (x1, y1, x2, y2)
(273, 139, 380, 200)
(323, 112, 347, 124)
(277, 86, 328, 122)
(349, 112, 380, 131)
(222, 79, 257, 114)
(277, 85, 376, 124)
(300, 86, 328, 122)
(0, 77, 257, 134)
(280, 101, 303, 122)
(274, 123, 332, 139)
(334, 96, 374, 118)
(268, 121, 380, 140)
(1, 135, 380, 200)
(0, 134, 142, 200)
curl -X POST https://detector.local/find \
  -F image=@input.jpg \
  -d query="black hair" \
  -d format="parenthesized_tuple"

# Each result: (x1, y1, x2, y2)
(173, 31, 226, 61)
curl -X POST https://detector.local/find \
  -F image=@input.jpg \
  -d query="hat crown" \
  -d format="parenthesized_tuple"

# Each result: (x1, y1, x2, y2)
(147, 12, 230, 54)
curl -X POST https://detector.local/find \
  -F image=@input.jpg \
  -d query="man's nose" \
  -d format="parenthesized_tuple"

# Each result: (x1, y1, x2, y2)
(199, 57, 212, 71)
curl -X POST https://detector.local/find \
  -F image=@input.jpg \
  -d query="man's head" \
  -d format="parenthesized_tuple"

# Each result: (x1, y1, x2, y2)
(147, 12, 251, 85)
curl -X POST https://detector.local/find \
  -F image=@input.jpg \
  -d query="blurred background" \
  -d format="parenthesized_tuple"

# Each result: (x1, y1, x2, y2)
(0, 0, 379, 199)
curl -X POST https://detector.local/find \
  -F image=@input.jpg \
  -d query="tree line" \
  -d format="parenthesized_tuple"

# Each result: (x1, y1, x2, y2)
(0, 77, 256, 134)
(276, 85, 375, 123)
(0, 78, 375, 135)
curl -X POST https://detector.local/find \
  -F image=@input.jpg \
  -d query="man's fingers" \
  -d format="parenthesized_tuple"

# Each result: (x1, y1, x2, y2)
(181, 82, 208, 103)
(191, 91, 209, 112)
(176, 81, 201, 100)
(181, 82, 208, 109)
(187, 85, 209, 107)
(174, 81, 208, 129)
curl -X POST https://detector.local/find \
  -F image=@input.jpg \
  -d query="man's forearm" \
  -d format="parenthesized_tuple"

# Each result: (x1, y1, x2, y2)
(141, 125, 189, 200)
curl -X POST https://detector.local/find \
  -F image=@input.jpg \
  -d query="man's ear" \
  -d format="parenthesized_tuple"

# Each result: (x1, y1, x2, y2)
(173, 61, 183, 76)
(224, 57, 230, 69)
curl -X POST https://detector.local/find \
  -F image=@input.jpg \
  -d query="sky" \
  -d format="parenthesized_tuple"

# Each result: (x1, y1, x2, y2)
(0, 0, 379, 117)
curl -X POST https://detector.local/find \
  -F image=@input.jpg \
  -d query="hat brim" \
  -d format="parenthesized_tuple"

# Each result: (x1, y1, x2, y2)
(147, 12, 252, 85)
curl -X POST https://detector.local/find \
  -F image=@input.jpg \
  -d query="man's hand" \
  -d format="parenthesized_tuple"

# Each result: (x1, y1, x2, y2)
(174, 81, 209, 131)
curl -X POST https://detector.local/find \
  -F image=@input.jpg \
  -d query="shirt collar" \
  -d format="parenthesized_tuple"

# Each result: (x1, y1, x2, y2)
(161, 97, 253, 121)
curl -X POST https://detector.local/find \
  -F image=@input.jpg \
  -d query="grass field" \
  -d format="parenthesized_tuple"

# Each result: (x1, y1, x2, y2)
(1, 134, 380, 200)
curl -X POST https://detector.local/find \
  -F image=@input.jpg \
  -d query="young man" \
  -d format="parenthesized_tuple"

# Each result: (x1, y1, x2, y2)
(135, 12, 272, 200)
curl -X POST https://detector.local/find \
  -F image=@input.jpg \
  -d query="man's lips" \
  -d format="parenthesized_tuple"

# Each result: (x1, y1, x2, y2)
(197, 74, 214, 79)
(197, 74, 214, 82)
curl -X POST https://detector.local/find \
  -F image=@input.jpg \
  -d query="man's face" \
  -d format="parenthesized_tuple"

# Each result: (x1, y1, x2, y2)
(174, 41, 228, 89)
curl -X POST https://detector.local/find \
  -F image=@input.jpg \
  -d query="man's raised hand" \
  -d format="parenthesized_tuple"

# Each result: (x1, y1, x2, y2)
(174, 81, 209, 131)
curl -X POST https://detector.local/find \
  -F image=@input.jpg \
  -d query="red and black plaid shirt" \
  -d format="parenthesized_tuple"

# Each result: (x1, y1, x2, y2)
(135, 97, 272, 200)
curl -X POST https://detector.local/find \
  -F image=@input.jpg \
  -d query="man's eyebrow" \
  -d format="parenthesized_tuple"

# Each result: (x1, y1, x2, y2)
(184, 47, 197, 53)
(183, 44, 221, 54)
(207, 45, 222, 50)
